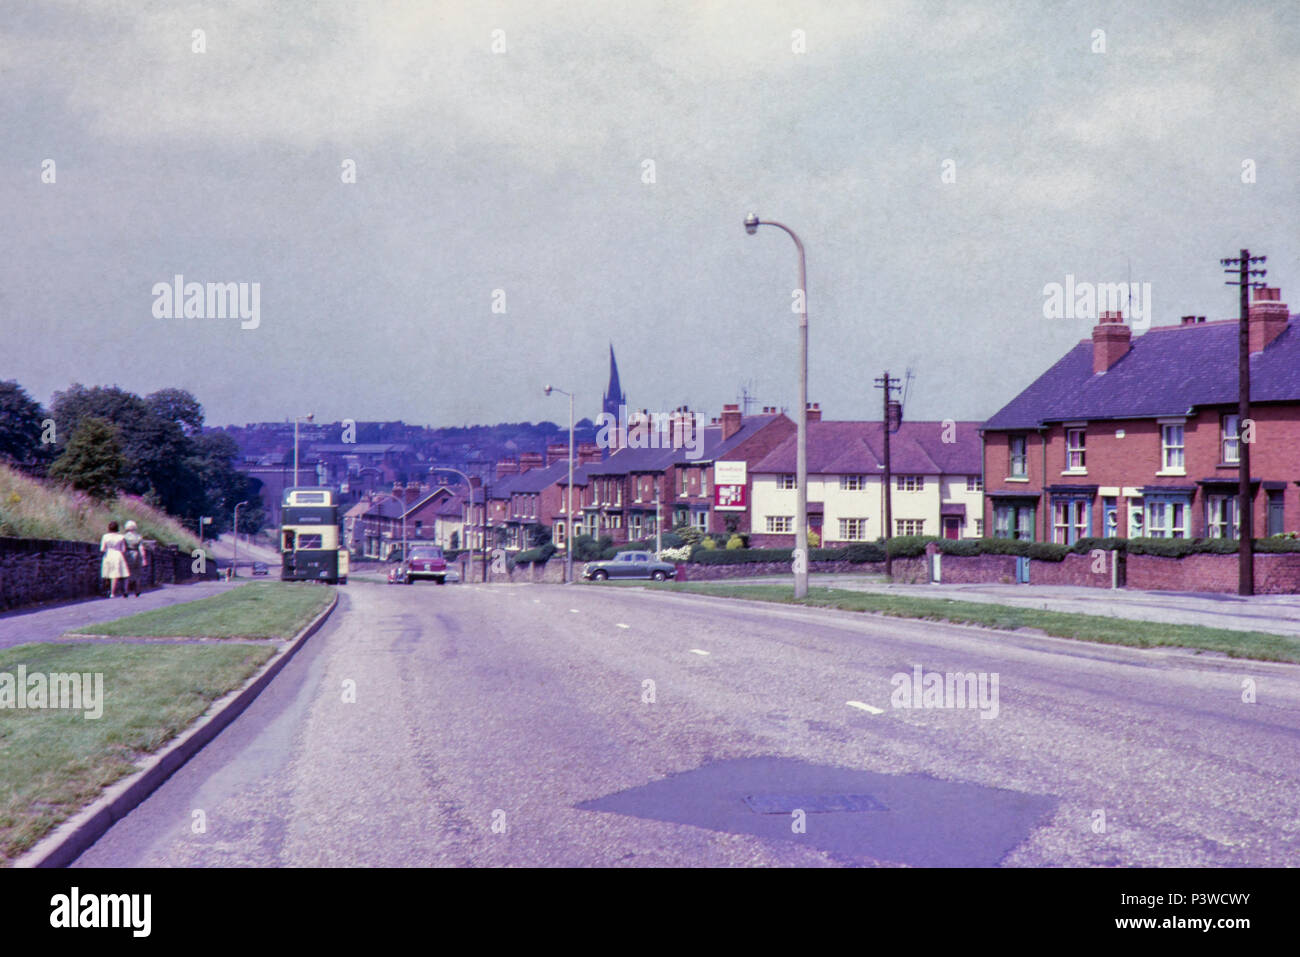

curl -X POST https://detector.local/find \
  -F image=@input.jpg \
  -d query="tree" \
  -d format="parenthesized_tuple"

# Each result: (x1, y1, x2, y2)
(0, 380, 47, 467)
(146, 388, 205, 436)
(49, 417, 126, 500)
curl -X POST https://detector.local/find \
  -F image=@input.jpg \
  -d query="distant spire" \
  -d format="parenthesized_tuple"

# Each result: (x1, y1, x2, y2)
(602, 343, 627, 461)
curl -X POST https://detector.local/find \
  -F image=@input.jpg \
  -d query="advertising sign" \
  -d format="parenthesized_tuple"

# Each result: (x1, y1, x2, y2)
(713, 461, 747, 511)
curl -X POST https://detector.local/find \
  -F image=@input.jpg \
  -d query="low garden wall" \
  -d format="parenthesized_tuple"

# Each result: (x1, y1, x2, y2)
(0, 537, 217, 611)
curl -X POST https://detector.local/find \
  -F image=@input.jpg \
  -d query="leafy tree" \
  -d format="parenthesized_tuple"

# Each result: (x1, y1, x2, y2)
(49, 417, 126, 500)
(0, 380, 47, 467)
(146, 388, 205, 436)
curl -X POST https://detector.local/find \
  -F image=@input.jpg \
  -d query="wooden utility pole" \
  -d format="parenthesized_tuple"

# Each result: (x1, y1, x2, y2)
(874, 372, 902, 578)
(1222, 249, 1267, 596)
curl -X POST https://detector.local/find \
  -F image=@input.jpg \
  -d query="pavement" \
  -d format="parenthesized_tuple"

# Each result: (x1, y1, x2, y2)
(728, 575, 1300, 637)
(0, 580, 245, 650)
(65, 579, 1300, 867)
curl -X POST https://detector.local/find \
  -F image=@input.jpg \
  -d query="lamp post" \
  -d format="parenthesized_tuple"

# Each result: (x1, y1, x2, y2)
(431, 467, 475, 580)
(232, 500, 248, 578)
(544, 385, 576, 584)
(293, 413, 315, 487)
(744, 213, 809, 598)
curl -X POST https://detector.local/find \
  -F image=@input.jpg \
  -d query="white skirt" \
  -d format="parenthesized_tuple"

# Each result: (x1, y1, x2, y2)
(102, 550, 130, 579)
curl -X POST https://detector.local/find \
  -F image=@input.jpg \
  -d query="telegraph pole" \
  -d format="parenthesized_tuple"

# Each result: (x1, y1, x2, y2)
(1221, 250, 1267, 596)
(874, 372, 902, 578)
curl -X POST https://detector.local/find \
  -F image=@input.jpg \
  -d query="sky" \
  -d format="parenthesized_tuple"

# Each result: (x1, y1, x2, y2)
(4, 0, 1298, 430)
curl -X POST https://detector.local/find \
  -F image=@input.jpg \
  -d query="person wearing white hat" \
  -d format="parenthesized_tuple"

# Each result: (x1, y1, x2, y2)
(123, 520, 148, 597)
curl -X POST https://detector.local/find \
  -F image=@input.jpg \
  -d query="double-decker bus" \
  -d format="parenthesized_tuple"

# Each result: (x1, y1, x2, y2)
(280, 487, 349, 584)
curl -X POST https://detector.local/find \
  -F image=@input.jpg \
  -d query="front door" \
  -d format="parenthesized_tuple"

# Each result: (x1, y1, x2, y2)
(943, 517, 960, 540)
(1268, 491, 1284, 536)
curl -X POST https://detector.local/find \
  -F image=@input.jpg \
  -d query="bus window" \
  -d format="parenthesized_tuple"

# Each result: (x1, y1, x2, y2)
(282, 529, 295, 551)
(298, 533, 324, 549)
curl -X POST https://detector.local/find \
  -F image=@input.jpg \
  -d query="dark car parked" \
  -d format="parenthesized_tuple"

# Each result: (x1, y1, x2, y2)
(251, 561, 269, 576)
(582, 550, 676, 582)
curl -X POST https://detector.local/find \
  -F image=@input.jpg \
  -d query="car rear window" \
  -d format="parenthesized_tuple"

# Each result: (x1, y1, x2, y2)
(409, 548, 443, 559)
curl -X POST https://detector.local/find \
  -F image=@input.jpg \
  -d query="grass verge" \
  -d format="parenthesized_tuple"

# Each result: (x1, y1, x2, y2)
(68, 582, 335, 639)
(0, 641, 275, 863)
(638, 581, 1300, 664)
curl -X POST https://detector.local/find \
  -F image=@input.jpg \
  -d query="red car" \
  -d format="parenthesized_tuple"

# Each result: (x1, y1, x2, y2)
(400, 545, 448, 584)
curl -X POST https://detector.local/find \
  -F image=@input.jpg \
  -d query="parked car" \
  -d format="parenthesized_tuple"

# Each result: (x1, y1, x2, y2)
(582, 550, 676, 582)
(252, 561, 269, 576)
(402, 545, 448, 584)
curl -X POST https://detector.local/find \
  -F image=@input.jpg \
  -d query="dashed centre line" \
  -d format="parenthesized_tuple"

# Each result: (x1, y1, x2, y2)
(846, 700, 885, 714)
(689, 649, 711, 656)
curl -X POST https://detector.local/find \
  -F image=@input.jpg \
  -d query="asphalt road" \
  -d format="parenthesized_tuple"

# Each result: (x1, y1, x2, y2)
(73, 580, 1300, 867)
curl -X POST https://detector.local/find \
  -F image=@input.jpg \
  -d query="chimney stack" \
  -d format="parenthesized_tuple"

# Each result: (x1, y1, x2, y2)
(720, 403, 742, 440)
(495, 457, 520, 480)
(1249, 286, 1288, 354)
(518, 451, 543, 473)
(805, 402, 821, 423)
(1091, 310, 1132, 374)
(546, 443, 568, 466)
(577, 442, 602, 465)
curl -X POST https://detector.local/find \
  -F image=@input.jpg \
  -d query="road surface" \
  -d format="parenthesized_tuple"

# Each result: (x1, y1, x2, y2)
(73, 580, 1300, 867)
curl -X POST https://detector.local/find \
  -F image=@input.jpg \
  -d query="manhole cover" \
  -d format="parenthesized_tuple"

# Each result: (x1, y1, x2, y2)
(744, 793, 888, 814)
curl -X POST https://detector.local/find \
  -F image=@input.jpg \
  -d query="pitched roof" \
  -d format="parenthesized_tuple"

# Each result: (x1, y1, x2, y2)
(984, 319, 1300, 430)
(752, 421, 981, 475)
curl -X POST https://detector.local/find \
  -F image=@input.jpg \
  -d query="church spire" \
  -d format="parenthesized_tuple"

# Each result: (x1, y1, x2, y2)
(602, 344, 626, 460)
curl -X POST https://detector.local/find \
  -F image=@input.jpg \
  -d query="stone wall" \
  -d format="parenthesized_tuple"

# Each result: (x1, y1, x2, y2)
(0, 537, 217, 611)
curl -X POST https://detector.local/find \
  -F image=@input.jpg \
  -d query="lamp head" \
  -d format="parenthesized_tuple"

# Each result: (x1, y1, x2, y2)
(306, 412, 315, 422)
(744, 214, 760, 235)
(544, 385, 553, 396)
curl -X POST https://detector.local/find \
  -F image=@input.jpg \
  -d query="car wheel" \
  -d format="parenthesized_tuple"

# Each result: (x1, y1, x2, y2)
(593, 570, 608, 581)
(652, 570, 666, 581)
(404, 575, 412, 585)
(339, 576, 347, 585)
(434, 576, 445, 585)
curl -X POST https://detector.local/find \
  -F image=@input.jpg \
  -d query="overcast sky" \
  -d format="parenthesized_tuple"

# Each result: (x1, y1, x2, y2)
(4, 0, 1298, 430)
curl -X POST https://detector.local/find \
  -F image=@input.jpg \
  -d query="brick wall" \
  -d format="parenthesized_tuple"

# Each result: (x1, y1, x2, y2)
(1122, 552, 1300, 594)
(0, 537, 216, 611)
(674, 556, 928, 584)
(934, 553, 1018, 584)
(1029, 552, 1113, 587)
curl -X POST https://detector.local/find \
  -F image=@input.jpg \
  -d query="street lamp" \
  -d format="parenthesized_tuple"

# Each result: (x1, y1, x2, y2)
(232, 500, 248, 578)
(431, 466, 476, 581)
(544, 384, 576, 585)
(293, 413, 315, 487)
(744, 213, 809, 598)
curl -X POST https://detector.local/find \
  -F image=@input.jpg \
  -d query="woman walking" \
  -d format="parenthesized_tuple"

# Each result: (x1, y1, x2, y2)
(100, 520, 130, 598)
(123, 519, 148, 597)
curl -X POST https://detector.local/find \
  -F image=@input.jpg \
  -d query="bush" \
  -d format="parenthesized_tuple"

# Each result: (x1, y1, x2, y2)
(885, 535, 938, 558)
(690, 547, 795, 565)
(1027, 542, 1069, 562)
(935, 538, 980, 556)
(657, 545, 692, 562)
(725, 535, 745, 550)
(514, 541, 558, 565)
(571, 534, 612, 562)
(807, 530, 820, 547)
(700, 537, 717, 550)
(971, 537, 1034, 557)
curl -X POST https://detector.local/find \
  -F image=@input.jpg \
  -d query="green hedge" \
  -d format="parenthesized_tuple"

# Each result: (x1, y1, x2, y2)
(515, 542, 558, 565)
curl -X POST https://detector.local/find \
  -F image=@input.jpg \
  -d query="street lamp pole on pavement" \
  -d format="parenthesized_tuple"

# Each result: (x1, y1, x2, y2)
(544, 385, 576, 584)
(232, 500, 248, 578)
(745, 213, 809, 598)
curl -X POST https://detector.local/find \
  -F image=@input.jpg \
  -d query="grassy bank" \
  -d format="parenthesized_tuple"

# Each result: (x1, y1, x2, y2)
(641, 581, 1300, 664)
(0, 641, 275, 863)
(0, 462, 203, 550)
(69, 582, 335, 639)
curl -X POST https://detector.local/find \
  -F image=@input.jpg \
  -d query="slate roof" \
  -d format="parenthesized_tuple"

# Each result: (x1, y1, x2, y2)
(752, 421, 982, 475)
(983, 319, 1300, 431)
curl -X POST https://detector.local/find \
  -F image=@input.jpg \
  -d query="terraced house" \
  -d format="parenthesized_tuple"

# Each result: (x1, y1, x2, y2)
(982, 287, 1299, 543)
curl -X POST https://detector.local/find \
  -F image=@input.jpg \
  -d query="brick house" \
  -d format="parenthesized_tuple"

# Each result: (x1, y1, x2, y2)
(982, 287, 1298, 543)
(749, 417, 983, 547)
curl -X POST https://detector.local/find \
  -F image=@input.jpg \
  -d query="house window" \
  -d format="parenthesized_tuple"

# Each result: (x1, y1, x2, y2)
(1206, 494, 1239, 538)
(1009, 436, 1028, 478)
(966, 476, 983, 492)
(896, 475, 924, 491)
(692, 511, 708, 531)
(1221, 415, 1240, 464)
(839, 475, 866, 491)
(555, 521, 566, 545)
(1051, 497, 1091, 544)
(974, 518, 984, 537)
(839, 518, 868, 540)
(777, 474, 797, 489)
(993, 503, 1035, 540)
(630, 514, 643, 537)
(1161, 425, 1185, 472)
(1145, 495, 1189, 538)
(896, 518, 924, 536)
(1065, 429, 1086, 471)
(767, 515, 793, 533)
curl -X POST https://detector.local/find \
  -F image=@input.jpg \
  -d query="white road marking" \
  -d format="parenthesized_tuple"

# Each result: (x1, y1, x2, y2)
(570, 608, 580, 614)
(846, 700, 885, 714)
(616, 623, 630, 629)
(689, 649, 711, 656)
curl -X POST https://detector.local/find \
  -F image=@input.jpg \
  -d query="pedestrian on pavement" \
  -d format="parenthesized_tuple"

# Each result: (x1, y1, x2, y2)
(123, 519, 148, 597)
(100, 520, 130, 598)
